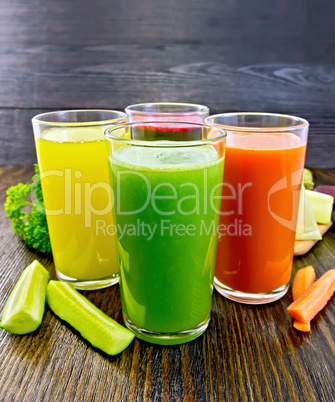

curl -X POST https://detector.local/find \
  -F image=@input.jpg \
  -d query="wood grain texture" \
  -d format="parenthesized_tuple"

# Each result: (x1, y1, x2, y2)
(294, 222, 333, 256)
(0, 0, 334, 166)
(0, 166, 334, 401)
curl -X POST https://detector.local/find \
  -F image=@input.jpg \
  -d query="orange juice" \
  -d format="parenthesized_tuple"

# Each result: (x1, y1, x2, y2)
(35, 127, 118, 281)
(215, 132, 306, 293)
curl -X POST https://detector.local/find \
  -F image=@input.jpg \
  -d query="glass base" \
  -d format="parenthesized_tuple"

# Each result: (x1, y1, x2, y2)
(123, 314, 210, 345)
(56, 270, 119, 291)
(214, 277, 289, 305)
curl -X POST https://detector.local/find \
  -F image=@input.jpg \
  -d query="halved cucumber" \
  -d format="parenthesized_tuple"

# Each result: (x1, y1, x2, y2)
(46, 281, 134, 355)
(0, 260, 50, 334)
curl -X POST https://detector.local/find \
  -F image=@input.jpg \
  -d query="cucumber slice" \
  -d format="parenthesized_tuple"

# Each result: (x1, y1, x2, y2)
(46, 281, 135, 355)
(306, 190, 334, 224)
(0, 260, 49, 334)
(296, 187, 322, 241)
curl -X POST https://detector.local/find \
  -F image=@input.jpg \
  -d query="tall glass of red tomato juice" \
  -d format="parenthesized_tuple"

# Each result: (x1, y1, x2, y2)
(125, 102, 209, 136)
(205, 113, 309, 304)
(105, 122, 226, 345)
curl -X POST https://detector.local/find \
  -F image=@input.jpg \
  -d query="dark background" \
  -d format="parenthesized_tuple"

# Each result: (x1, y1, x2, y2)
(0, 0, 334, 166)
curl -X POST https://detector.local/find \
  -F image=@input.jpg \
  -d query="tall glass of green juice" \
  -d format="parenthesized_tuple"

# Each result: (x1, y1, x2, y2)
(105, 122, 226, 345)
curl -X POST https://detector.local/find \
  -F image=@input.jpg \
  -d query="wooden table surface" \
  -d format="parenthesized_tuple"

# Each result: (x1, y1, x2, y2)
(0, 166, 334, 401)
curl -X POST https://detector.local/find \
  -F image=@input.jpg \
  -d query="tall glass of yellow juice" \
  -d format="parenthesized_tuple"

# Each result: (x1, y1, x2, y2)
(32, 110, 128, 290)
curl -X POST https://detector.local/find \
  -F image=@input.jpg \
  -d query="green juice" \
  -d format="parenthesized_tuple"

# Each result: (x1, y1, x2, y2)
(109, 145, 224, 342)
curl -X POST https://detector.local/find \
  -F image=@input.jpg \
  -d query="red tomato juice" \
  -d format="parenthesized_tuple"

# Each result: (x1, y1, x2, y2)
(215, 132, 306, 293)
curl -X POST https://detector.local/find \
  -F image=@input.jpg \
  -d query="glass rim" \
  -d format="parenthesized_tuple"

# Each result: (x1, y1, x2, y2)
(31, 109, 128, 127)
(125, 102, 209, 115)
(105, 121, 226, 147)
(205, 112, 309, 132)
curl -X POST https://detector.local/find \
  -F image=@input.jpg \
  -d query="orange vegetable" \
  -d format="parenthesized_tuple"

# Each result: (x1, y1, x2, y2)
(293, 321, 310, 332)
(292, 266, 316, 301)
(287, 269, 335, 324)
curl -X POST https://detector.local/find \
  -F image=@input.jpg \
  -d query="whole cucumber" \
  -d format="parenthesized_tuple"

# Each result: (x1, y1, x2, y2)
(0, 260, 50, 334)
(46, 281, 135, 355)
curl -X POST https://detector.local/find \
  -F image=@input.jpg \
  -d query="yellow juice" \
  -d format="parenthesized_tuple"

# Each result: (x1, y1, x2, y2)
(35, 127, 118, 280)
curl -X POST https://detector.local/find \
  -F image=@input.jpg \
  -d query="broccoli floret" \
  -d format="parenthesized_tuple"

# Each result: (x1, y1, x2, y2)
(4, 165, 51, 253)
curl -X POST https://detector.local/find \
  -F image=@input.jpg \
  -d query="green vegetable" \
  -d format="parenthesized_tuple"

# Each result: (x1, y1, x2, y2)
(4, 164, 51, 253)
(306, 190, 334, 224)
(303, 168, 314, 190)
(46, 281, 135, 355)
(296, 186, 322, 241)
(0, 260, 50, 334)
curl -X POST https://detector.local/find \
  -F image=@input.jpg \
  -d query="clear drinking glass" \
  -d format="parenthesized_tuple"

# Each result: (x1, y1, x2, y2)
(105, 121, 226, 344)
(32, 110, 127, 290)
(125, 102, 209, 124)
(205, 113, 309, 304)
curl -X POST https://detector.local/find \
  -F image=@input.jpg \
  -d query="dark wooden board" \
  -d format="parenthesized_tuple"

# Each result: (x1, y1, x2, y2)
(0, 0, 334, 52)
(0, 167, 334, 401)
(0, 0, 334, 166)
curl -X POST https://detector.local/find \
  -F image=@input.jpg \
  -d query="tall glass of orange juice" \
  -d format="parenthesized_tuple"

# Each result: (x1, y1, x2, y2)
(32, 110, 127, 290)
(205, 113, 309, 304)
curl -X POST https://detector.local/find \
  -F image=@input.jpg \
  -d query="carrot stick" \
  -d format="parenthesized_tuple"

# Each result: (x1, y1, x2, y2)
(287, 269, 335, 324)
(293, 321, 310, 332)
(292, 266, 316, 301)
